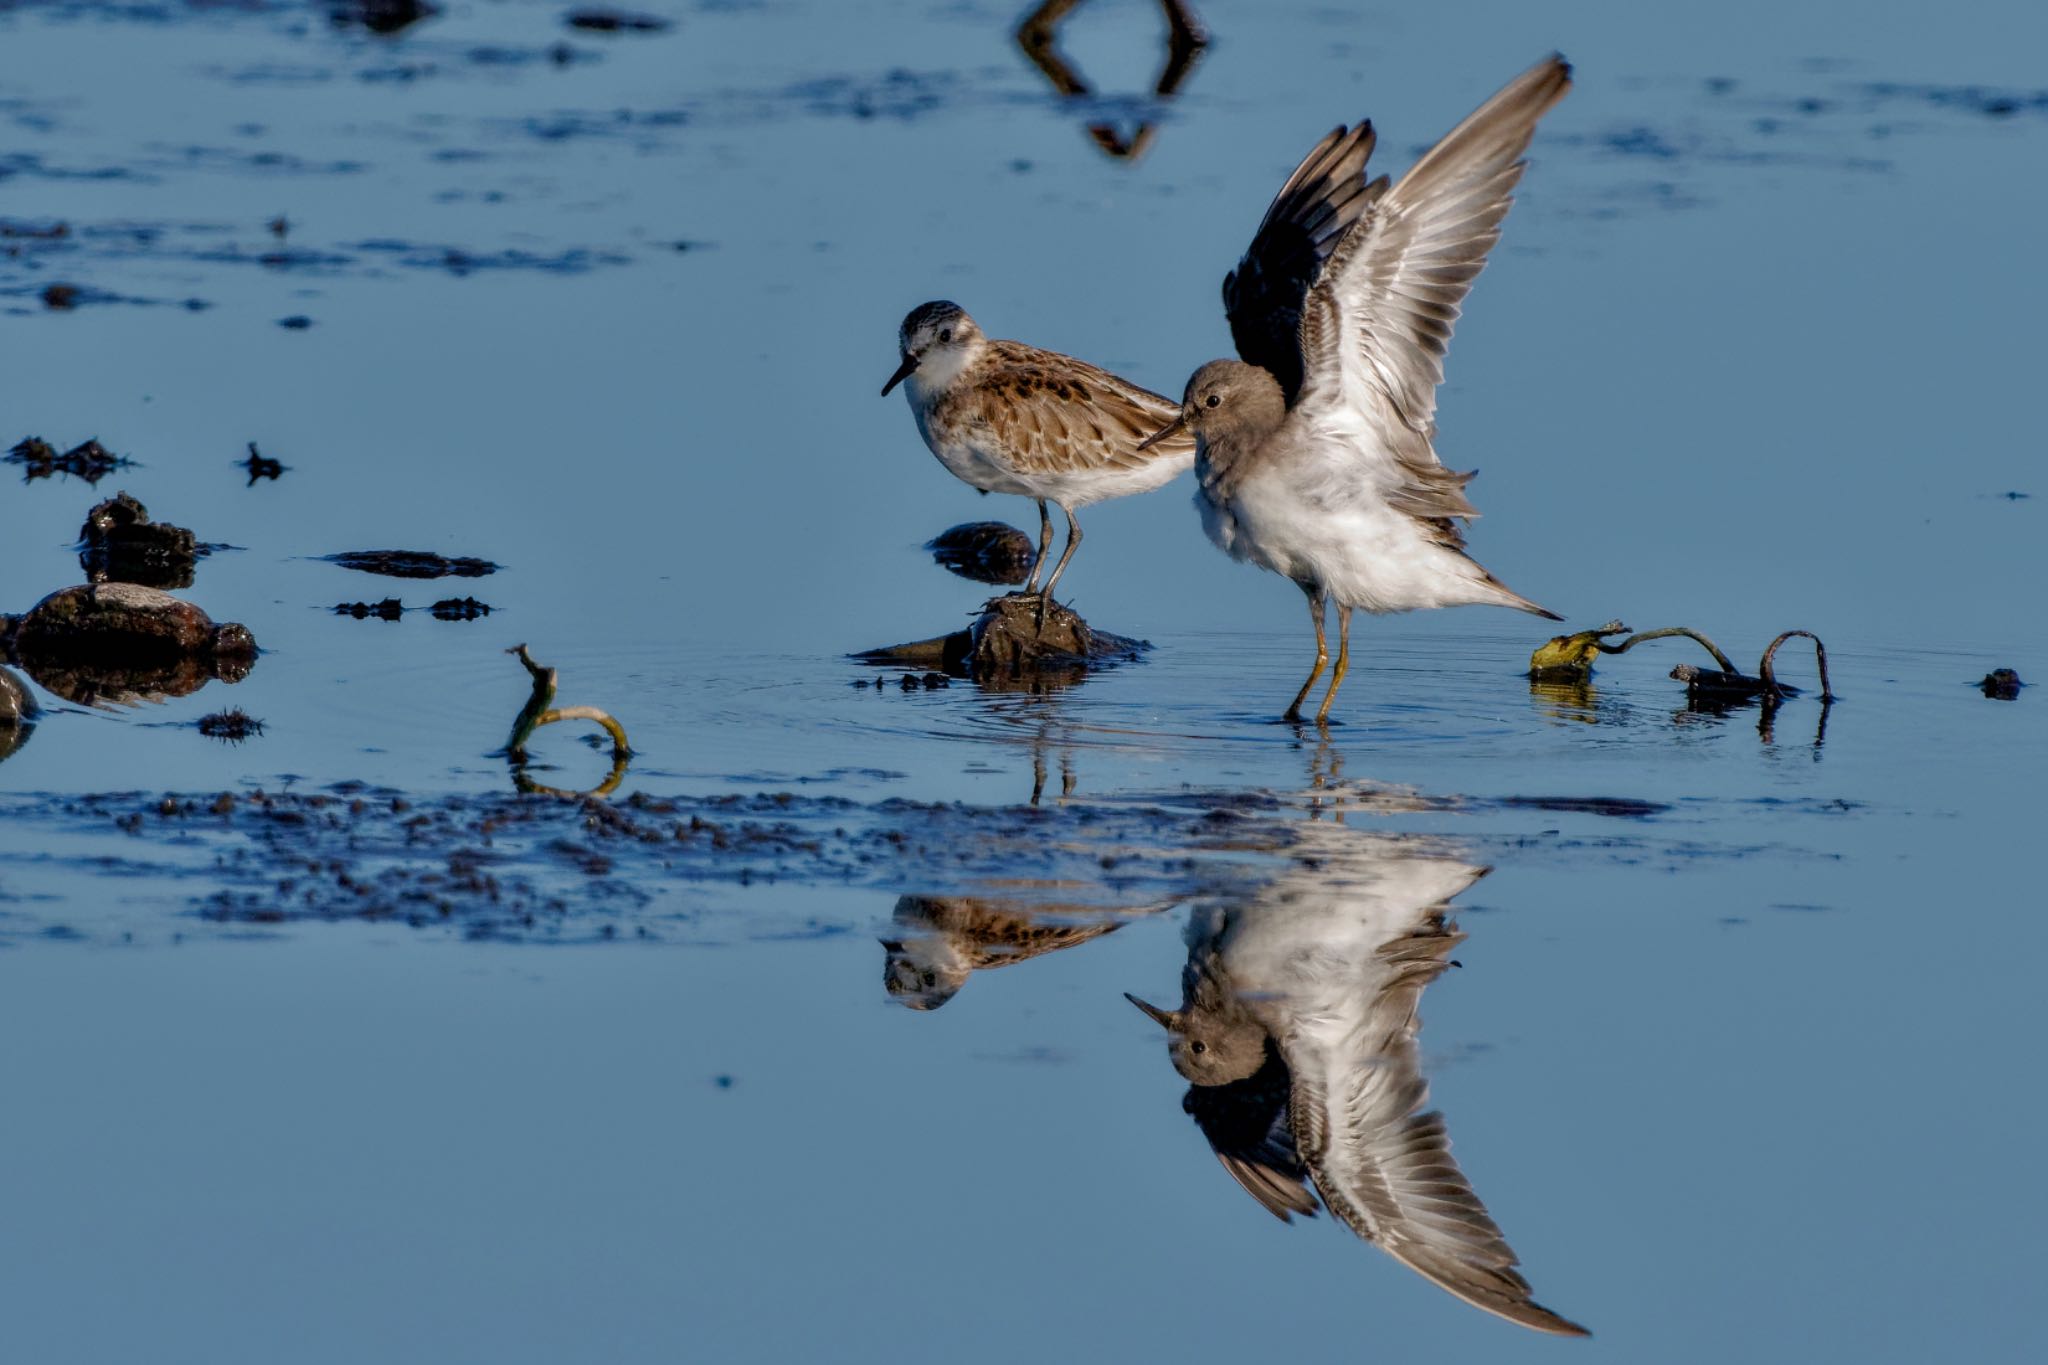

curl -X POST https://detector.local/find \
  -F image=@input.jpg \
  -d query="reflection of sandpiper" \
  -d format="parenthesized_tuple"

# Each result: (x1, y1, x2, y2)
(1141, 58, 1572, 721)
(883, 892, 1172, 1010)
(1015, 0, 1208, 163)
(882, 302, 1196, 616)
(1126, 830, 1588, 1336)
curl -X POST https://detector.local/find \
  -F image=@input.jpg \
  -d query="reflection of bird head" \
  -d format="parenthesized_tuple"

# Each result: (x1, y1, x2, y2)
(880, 936, 971, 1010)
(1124, 990, 1268, 1086)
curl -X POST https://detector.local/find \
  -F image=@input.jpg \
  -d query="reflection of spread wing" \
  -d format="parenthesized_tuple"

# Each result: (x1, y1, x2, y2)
(1181, 1046, 1317, 1222)
(1287, 922, 1589, 1337)
(1223, 121, 1380, 406)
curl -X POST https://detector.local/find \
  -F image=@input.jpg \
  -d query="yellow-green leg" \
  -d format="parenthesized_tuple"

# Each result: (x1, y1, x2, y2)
(1283, 585, 1329, 722)
(1316, 604, 1353, 723)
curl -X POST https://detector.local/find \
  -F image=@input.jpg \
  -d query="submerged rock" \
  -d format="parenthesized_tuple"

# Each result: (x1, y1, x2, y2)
(1979, 668, 2026, 700)
(0, 664, 37, 726)
(8, 582, 251, 659)
(856, 594, 1147, 687)
(78, 491, 201, 588)
(926, 521, 1036, 586)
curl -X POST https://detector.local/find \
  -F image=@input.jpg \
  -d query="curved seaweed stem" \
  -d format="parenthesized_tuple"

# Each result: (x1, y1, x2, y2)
(1759, 630, 1834, 703)
(504, 643, 556, 759)
(1597, 626, 1740, 674)
(513, 749, 630, 800)
(540, 704, 631, 757)
(503, 645, 632, 785)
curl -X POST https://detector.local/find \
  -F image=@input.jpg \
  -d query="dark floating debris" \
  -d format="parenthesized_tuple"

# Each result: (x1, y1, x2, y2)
(2000, 490, 2031, 501)
(1978, 668, 2026, 700)
(856, 594, 1148, 690)
(2, 583, 257, 707)
(196, 708, 265, 743)
(277, 315, 313, 330)
(430, 596, 491, 620)
(503, 644, 631, 798)
(240, 442, 285, 485)
(79, 491, 202, 589)
(40, 283, 80, 310)
(7, 436, 133, 485)
(334, 598, 405, 620)
(927, 521, 1036, 586)
(328, 0, 439, 35)
(1530, 620, 1835, 709)
(322, 549, 499, 579)
(267, 215, 289, 239)
(566, 8, 671, 33)
(1, 219, 69, 240)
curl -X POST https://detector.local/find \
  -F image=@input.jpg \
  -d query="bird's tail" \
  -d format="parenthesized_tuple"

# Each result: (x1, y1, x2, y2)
(1477, 568, 1562, 621)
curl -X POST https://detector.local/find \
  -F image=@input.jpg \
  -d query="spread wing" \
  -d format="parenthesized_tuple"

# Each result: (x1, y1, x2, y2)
(1182, 1045, 1319, 1223)
(1286, 918, 1589, 1337)
(956, 341, 1194, 475)
(1222, 121, 1381, 405)
(1293, 55, 1572, 521)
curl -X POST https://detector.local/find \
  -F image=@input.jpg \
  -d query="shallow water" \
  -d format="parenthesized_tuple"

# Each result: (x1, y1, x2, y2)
(3, 1, 2046, 1361)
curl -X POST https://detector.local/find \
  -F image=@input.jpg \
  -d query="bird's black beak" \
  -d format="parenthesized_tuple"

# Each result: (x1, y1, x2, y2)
(1124, 992, 1181, 1030)
(880, 354, 919, 397)
(1136, 411, 1186, 451)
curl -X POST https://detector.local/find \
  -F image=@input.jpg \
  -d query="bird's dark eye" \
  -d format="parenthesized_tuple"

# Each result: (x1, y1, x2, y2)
(938, 328, 952, 343)
(1204, 394, 1220, 408)
(1190, 1040, 1208, 1054)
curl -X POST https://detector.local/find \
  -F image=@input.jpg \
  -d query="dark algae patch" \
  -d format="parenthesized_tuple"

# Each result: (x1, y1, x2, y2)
(7, 436, 133, 485)
(323, 550, 500, 579)
(196, 708, 265, 742)
(566, 8, 671, 33)
(0, 779, 1853, 948)
(334, 598, 405, 620)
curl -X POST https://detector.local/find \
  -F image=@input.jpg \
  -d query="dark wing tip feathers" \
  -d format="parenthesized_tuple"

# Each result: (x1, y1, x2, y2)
(1225, 119, 1383, 401)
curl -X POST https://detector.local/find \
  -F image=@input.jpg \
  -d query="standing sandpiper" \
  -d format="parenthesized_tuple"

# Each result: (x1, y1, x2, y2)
(1125, 829, 1588, 1336)
(1141, 56, 1573, 721)
(882, 302, 1197, 612)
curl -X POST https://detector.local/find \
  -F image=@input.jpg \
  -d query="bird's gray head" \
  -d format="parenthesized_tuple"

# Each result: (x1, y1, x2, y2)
(880, 936, 970, 1010)
(1138, 359, 1288, 453)
(1124, 991, 1269, 1085)
(881, 300, 983, 397)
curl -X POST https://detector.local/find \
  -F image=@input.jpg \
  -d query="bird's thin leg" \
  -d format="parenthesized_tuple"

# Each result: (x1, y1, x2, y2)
(1316, 604, 1353, 724)
(1283, 586, 1329, 722)
(1023, 499, 1054, 595)
(1037, 504, 1082, 625)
